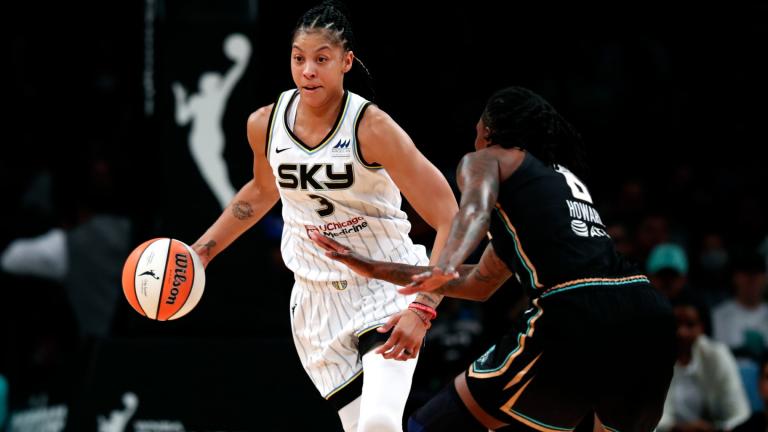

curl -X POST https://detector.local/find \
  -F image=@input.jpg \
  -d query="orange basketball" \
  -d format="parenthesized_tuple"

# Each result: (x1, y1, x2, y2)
(121, 238, 205, 320)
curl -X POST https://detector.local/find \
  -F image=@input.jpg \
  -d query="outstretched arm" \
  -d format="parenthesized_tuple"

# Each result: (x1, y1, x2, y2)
(310, 233, 511, 302)
(220, 55, 250, 97)
(425, 243, 511, 301)
(358, 106, 459, 310)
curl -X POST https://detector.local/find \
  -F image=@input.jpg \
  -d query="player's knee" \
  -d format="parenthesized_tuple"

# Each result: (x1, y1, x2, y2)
(358, 411, 401, 432)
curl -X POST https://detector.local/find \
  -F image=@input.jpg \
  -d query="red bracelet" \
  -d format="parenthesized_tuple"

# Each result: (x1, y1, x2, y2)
(407, 307, 432, 329)
(408, 302, 437, 321)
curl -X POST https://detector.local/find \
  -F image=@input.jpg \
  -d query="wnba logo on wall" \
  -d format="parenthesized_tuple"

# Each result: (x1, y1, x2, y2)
(98, 392, 187, 432)
(98, 392, 138, 432)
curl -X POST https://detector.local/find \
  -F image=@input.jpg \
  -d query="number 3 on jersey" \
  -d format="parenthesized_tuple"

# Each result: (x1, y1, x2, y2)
(555, 165, 593, 203)
(308, 194, 335, 217)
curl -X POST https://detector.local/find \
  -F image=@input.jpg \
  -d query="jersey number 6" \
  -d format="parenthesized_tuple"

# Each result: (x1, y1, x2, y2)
(555, 166, 593, 204)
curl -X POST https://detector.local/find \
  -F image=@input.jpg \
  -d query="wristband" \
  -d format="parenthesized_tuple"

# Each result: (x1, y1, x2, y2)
(407, 307, 432, 329)
(408, 302, 437, 321)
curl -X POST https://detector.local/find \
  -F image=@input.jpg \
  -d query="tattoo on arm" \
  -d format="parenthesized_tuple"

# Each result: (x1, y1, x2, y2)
(436, 245, 511, 300)
(438, 154, 500, 269)
(195, 240, 217, 257)
(473, 268, 494, 284)
(232, 200, 254, 220)
(382, 264, 431, 286)
(415, 292, 441, 308)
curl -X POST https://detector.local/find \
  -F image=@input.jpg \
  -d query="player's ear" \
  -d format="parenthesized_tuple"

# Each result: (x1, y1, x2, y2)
(342, 50, 354, 73)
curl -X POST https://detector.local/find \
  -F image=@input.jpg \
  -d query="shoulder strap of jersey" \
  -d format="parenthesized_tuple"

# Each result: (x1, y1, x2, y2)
(265, 90, 294, 160)
(352, 100, 382, 170)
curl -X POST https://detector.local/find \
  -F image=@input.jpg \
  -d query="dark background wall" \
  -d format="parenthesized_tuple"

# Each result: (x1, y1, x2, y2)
(3, 1, 768, 431)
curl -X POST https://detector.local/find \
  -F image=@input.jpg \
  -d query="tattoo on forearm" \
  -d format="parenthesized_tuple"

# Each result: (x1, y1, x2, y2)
(232, 200, 254, 220)
(196, 240, 216, 257)
(416, 293, 441, 308)
(473, 268, 494, 284)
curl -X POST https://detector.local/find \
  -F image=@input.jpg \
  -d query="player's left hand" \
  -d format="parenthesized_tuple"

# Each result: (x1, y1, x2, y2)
(375, 310, 426, 361)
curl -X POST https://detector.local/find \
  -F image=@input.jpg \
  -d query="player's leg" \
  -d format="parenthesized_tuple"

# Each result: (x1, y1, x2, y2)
(460, 298, 594, 431)
(353, 266, 425, 432)
(290, 281, 367, 431)
(407, 375, 488, 432)
(593, 284, 676, 432)
(357, 349, 418, 431)
(593, 373, 670, 432)
(339, 396, 362, 432)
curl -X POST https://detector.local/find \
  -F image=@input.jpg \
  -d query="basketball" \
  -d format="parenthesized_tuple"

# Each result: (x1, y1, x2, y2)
(121, 238, 205, 321)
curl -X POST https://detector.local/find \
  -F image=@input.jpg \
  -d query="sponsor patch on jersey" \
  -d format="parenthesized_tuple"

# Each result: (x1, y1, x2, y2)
(305, 216, 369, 238)
(570, 219, 610, 238)
(331, 139, 352, 156)
(331, 280, 348, 290)
(571, 219, 589, 237)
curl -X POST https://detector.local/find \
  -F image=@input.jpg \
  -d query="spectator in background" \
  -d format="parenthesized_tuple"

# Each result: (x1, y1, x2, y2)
(735, 354, 768, 432)
(0, 158, 132, 339)
(606, 222, 636, 259)
(658, 294, 750, 432)
(0, 374, 7, 429)
(713, 254, 768, 364)
(696, 232, 731, 305)
(635, 213, 671, 263)
(648, 242, 689, 302)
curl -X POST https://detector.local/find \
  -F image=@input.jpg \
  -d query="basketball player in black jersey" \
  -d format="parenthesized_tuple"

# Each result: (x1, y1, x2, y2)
(310, 86, 676, 431)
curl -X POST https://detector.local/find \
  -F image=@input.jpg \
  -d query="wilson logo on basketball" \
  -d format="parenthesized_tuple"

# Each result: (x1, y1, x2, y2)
(122, 238, 206, 321)
(166, 253, 189, 305)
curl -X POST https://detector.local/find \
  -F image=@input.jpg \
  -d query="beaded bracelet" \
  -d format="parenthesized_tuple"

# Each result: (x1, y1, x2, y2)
(408, 302, 437, 321)
(407, 307, 432, 329)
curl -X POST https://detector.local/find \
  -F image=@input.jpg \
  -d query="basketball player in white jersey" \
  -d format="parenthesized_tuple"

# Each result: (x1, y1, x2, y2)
(190, 1, 458, 431)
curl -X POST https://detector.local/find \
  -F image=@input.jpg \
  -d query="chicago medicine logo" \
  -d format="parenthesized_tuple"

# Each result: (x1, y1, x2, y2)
(304, 216, 369, 239)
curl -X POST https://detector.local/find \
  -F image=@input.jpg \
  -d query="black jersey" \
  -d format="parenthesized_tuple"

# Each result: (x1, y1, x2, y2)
(488, 152, 645, 299)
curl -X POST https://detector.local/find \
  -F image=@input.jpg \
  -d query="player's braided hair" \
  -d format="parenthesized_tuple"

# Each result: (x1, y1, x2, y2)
(294, 0, 376, 100)
(482, 87, 587, 176)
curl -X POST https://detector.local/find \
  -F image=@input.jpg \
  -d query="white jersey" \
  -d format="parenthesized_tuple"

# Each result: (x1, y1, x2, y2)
(267, 89, 425, 284)
(267, 89, 428, 401)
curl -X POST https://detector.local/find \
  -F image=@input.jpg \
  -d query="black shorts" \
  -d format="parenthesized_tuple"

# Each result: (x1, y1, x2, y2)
(465, 282, 675, 431)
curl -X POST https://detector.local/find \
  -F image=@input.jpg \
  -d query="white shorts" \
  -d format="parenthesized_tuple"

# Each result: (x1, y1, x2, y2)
(288, 256, 426, 406)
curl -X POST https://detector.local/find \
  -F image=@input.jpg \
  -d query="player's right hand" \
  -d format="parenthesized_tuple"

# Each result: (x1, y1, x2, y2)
(398, 267, 459, 295)
(309, 232, 375, 278)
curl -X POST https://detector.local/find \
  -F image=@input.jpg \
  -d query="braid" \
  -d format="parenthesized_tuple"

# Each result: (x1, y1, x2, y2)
(482, 87, 588, 176)
(354, 56, 376, 101)
(294, 0, 355, 51)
